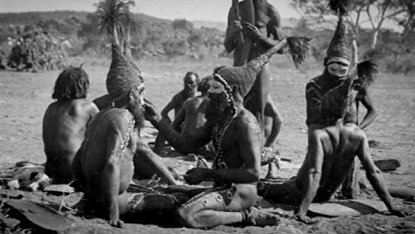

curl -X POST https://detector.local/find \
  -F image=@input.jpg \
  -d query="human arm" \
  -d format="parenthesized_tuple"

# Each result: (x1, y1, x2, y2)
(294, 129, 324, 224)
(305, 82, 323, 127)
(161, 97, 178, 123)
(242, 5, 285, 51)
(357, 133, 405, 216)
(103, 129, 123, 227)
(184, 114, 261, 185)
(144, 99, 210, 154)
(135, 140, 178, 185)
(357, 88, 377, 130)
(224, 6, 243, 53)
(171, 104, 186, 131)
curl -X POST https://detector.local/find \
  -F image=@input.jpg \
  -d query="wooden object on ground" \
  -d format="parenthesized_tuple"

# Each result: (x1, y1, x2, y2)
(308, 199, 387, 217)
(389, 187, 415, 201)
(374, 159, 400, 172)
(43, 184, 75, 194)
(6, 199, 71, 232)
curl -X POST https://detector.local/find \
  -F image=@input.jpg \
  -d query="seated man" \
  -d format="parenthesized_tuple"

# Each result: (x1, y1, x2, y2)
(170, 75, 213, 157)
(306, 16, 377, 199)
(258, 62, 405, 224)
(144, 46, 285, 228)
(72, 44, 179, 227)
(42, 65, 99, 184)
(153, 71, 199, 154)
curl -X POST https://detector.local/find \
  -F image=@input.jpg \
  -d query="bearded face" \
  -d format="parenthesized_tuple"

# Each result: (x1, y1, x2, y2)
(128, 84, 146, 129)
(205, 80, 231, 121)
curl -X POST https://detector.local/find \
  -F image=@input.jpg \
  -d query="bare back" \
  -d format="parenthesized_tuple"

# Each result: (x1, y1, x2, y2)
(296, 123, 364, 200)
(180, 96, 209, 135)
(43, 99, 97, 155)
(42, 99, 98, 183)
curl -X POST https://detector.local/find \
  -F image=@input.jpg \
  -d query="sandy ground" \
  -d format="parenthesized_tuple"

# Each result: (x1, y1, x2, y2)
(0, 55, 415, 233)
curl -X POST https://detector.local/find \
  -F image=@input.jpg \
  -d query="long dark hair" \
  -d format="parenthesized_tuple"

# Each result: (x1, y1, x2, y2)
(52, 66, 90, 101)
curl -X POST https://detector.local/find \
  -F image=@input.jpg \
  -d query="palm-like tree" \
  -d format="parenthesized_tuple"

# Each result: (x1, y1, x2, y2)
(96, 0, 135, 57)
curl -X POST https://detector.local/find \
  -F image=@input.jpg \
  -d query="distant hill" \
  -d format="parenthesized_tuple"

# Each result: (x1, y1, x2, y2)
(193, 18, 298, 32)
(0, 11, 90, 26)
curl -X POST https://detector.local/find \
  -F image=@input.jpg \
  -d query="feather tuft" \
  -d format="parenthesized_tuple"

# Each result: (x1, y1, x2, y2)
(287, 37, 312, 68)
(357, 60, 377, 87)
(328, 0, 350, 16)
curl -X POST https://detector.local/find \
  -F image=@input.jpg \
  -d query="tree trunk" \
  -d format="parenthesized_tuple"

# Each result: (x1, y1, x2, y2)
(371, 29, 379, 50)
(352, 37, 359, 65)
(124, 25, 132, 58)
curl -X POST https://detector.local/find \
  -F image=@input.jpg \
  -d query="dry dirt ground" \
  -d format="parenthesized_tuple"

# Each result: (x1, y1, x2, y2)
(0, 55, 415, 233)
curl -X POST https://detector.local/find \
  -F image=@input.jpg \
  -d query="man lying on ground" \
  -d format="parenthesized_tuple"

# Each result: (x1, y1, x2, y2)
(144, 46, 285, 228)
(72, 43, 179, 227)
(42, 65, 98, 184)
(153, 71, 200, 154)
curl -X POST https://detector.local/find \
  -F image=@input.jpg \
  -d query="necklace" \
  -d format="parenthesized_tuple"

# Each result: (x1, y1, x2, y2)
(212, 110, 238, 169)
(119, 111, 136, 152)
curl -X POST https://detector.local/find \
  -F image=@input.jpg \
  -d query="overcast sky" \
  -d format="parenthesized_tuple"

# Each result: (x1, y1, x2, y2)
(0, 0, 300, 21)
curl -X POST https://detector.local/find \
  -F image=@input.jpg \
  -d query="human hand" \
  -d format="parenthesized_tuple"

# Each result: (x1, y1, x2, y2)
(242, 22, 262, 40)
(294, 212, 318, 224)
(390, 208, 409, 217)
(229, 20, 243, 34)
(183, 168, 209, 185)
(143, 99, 161, 123)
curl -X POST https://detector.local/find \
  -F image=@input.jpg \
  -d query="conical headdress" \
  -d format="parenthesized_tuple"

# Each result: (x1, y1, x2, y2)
(325, 16, 350, 66)
(106, 43, 143, 101)
(214, 45, 281, 97)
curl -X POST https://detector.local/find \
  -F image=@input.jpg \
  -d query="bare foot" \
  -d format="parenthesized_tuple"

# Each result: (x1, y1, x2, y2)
(265, 161, 278, 180)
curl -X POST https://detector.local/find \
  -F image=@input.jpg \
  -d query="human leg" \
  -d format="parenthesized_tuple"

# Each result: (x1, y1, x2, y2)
(264, 94, 282, 147)
(177, 184, 277, 228)
(257, 179, 301, 204)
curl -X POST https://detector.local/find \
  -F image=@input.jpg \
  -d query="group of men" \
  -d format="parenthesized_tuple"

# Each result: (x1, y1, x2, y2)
(41, 0, 406, 230)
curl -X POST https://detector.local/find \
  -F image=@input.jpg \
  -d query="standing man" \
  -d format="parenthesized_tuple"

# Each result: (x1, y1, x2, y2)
(224, 0, 284, 147)
(144, 46, 284, 228)
(72, 44, 178, 227)
(153, 71, 199, 154)
(43, 65, 99, 184)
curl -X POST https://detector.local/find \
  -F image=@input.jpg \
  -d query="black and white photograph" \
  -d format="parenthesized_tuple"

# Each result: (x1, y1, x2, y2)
(0, 0, 414, 233)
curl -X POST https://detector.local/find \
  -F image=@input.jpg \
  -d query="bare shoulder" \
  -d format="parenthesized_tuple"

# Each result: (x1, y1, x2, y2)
(234, 108, 261, 133)
(90, 108, 127, 131)
(71, 99, 98, 115)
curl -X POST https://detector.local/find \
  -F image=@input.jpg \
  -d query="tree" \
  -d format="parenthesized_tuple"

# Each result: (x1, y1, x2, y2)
(393, 0, 415, 57)
(366, 0, 406, 49)
(95, 0, 135, 57)
(292, 0, 406, 63)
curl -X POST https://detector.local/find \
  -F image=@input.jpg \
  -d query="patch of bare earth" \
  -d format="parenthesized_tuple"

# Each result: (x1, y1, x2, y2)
(0, 56, 414, 233)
